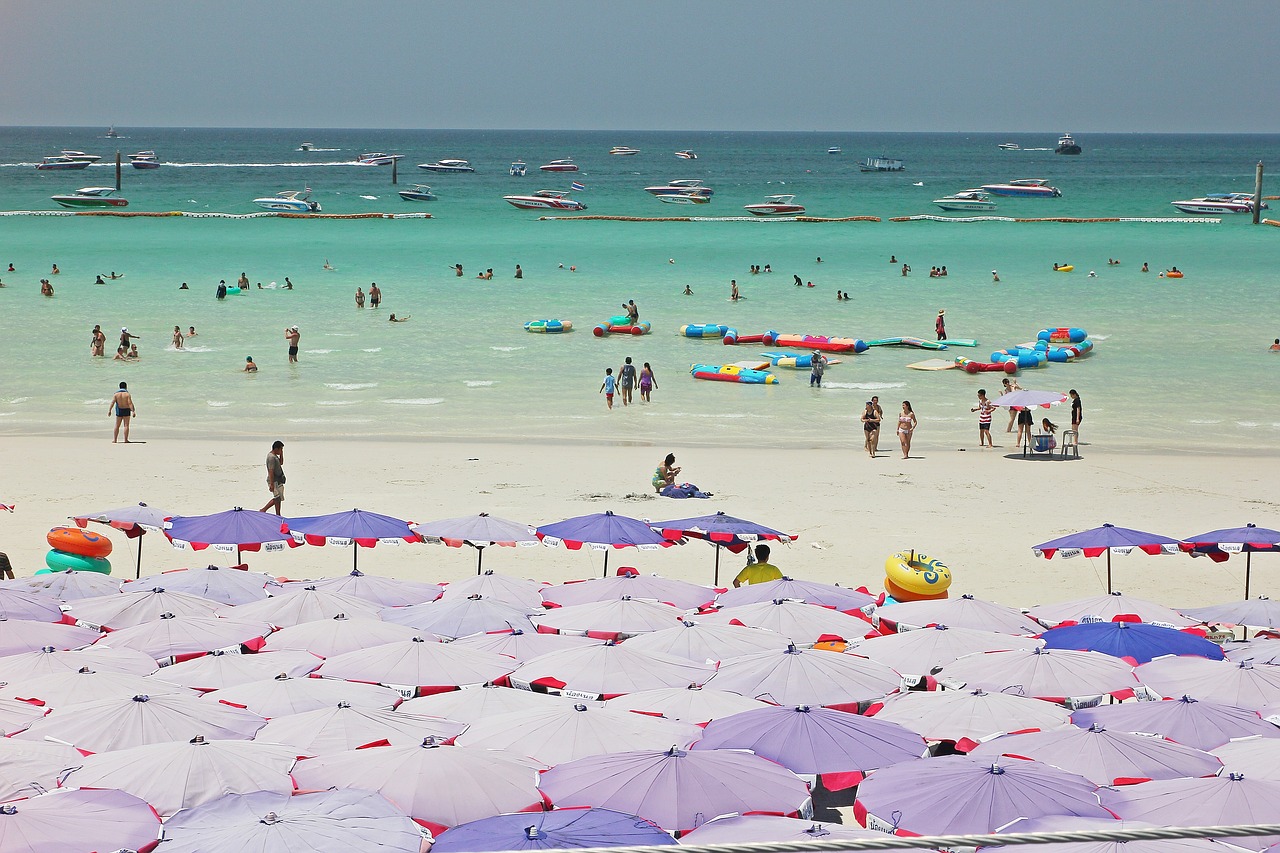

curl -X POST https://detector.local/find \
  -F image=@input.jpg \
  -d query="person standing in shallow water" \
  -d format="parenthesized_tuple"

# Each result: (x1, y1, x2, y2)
(618, 357, 637, 406)
(285, 326, 300, 364)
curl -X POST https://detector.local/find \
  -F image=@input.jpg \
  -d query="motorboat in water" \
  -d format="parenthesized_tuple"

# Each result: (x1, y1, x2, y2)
(609, 146, 640, 155)
(61, 150, 102, 162)
(1055, 133, 1082, 155)
(1170, 193, 1265, 215)
(510, 160, 527, 176)
(36, 156, 92, 171)
(419, 159, 475, 173)
(674, 150, 697, 160)
(51, 187, 128, 209)
(106, 126, 120, 138)
(253, 189, 322, 212)
(997, 142, 1021, 150)
(933, 190, 997, 212)
(299, 142, 314, 151)
(129, 151, 160, 169)
(356, 152, 403, 166)
(656, 193, 710, 205)
(827, 147, 842, 154)
(503, 190, 586, 211)
(644, 179, 713, 197)
(743, 194, 805, 216)
(398, 184, 437, 202)
(980, 178, 1061, 198)
(859, 156, 904, 172)
(540, 159, 578, 172)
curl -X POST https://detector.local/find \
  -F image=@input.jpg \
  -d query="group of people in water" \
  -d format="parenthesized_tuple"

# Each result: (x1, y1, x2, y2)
(599, 356, 657, 409)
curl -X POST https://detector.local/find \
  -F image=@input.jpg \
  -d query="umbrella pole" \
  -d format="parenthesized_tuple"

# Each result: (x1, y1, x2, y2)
(1106, 550, 1112, 594)
(353, 545, 359, 573)
(714, 544, 721, 587)
(136, 534, 143, 579)
(1246, 551, 1252, 601)
(476, 546, 484, 576)
(602, 550, 609, 579)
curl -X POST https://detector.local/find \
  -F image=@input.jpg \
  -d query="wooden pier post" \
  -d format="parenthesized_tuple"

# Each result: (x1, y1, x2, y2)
(115, 151, 122, 191)
(391, 157, 398, 186)
(1254, 161, 1264, 225)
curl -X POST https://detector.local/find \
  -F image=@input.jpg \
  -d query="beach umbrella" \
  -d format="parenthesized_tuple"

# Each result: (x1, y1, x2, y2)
(536, 511, 677, 578)
(220, 585, 380, 626)
(153, 648, 321, 691)
(680, 814, 885, 845)
(937, 647, 1139, 704)
(14, 692, 266, 752)
(993, 389, 1069, 408)
(0, 568, 118, 600)
(0, 738, 83, 802)
(255, 701, 468, 754)
(706, 644, 901, 708)
(317, 637, 516, 697)
(72, 500, 171, 578)
(210, 672, 403, 716)
(988, 831, 1236, 853)
(624, 620, 792, 663)
(442, 570, 547, 608)
(284, 508, 420, 571)
(451, 628, 603, 662)
(1184, 597, 1280, 630)
(1071, 694, 1280, 750)
(264, 613, 431, 657)
(124, 564, 277, 605)
(434, 807, 677, 853)
(280, 568, 442, 607)
(61, 735, 297, 817)
(1099, 774, 1280, 850)
(0, 697, 50, 736)
(541, 573, 715, 610)
(605, 686, 772, 724)
(1033, 524, 1182, 594)
(1180, 524, 1280, 599)
(650, 511, 796, 585)
(159, 789, 424, 853)
(699, 598, 872, 644)
(0, 589, 63, 622)
(870, 688, 1072, 749)
(0, 788, 162, 853)
(532, 596, 686, 640)
(1227, 639, 1280, 664)
(0, 645, 158, 682)
(4, 665, 195, 708)
(0, 618, 100, 657)
(1136, 656, 1280, 709)
(505, 642, 713, 699)
(539, 746, 811, 834)
(1210, 736, 1280, 780)
(875, 593, 1045, 635)
(1040, 621, 1225, 663)
(853, 754, 1111, 836)
(1028, 592, 1195, 629)
(94, 613, 274, 663)
(292, 739, 545, 835)
(694, 704, 926, 780)
(165, 506, 300, 562)
(714, 577, 876, 614)
(397, 683, 593, 721)
(851, 625, 1044, 679)
(415, 514, 541, 575)
(968, 721, 1222, 785)
(380, 594, 537, 639)
(65, 586, 220, 630)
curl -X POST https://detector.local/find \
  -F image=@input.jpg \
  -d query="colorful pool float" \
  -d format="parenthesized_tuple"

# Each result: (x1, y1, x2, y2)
(524, 319, 573, 333)
(761, 351, 840, 369)
(990, 348, 1047, 369)
(722, 329, 768, 346)
(1037, 327, 1088, 344)
(47, 526, 113, 558)
(1054, 265, 1075, 272)
(680, 324, 729, 338)
(884, 550, 951, 602)
(1035, 339, 1095, 362)
(955, 356, 1018, 374)
(690, 364, 778, 384)
(46, 550, 112, 574)
(765, 333, 868, 353)
(866, 336, 948, 350)
(593, 321, 652, 337)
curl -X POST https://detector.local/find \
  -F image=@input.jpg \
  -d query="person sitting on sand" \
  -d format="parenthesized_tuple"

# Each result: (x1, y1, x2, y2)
(389, 314, 411, 322)
(652, 453, 681, 493)
(733, 544, 784, 588)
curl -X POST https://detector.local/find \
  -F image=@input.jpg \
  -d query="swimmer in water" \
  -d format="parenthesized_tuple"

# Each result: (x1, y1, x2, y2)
(108, 272, 122, 280)
(51, 264, 60, 275)
(40, 280, 54, 297)
(244, 356, 258, 372)
(95, 275, 105, 284)
(179, 282, 188, 289)
(389, 314, 411, 322)
(1141, 262, 1149, 272)
(730, 280, 739, 301)
(1088, 270, 1097, 278)
(284, 277, 293, 289)
(188, 326, 197, 337)
(172, 326, 184, 349)
(323, 260, 334, 270)
(683, 285, 693, 295)
(992, 270, 1000, 282)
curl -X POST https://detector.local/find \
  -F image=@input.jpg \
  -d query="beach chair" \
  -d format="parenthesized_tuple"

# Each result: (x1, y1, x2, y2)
(1032, 433, 1056, 458)
(1060, 429, 1080, 458)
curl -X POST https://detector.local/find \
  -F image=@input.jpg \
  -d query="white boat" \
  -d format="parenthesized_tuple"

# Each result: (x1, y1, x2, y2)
(674, 150, 697, 160)
(60, 150, 101, 163)
(827, 147, 842, 154)
(540, 159, 578, 172)
(50, 187, 128, 209)
(503, 190, 587, 211)
(933, 190, 997, 212)
(129, 151, 160, 170)
(644, 179, 713, 197)
(510, 160, 527, 176)
(105, 126, 120, 138)
(997, 142, 1020, 150)
(743, 194, 805, 216)
(1170, 194, 1265, 215)
(419, 159, 475, 173)
(1055, 133, 1082, 155)
(980, 179, 1062, 198)
(35, 156, 91, 171)
(859, 156, 904, 172)
(299, 142, 314, 151)
(356, 152, 403, 166)
(398, 184, 437, 202)
(609, 146, 640, 155)
(253, 189, 322, 212)
(656, 193, 710, 205)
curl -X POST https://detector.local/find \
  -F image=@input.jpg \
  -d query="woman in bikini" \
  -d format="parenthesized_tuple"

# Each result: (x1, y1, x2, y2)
(897, 401, 917, 459)
(861, 401, 880, 458)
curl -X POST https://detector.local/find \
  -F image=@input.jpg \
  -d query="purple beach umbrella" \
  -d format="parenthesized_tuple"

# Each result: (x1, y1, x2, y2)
(1, 568, 120, 601)
(707, 644, 901, 708)
(1070, 694, 1280, 750)
(0, 738, 84, 802)
(413, 513, 541, 575)
(936, 647, 1140, 706)
(0, 788, 162, 853)
(1040, 621, 1225, 664)
(532, 596, 686, 640)
(73, 500, 172, 577)
(605, 686, 772, 724)
(874, 593, 1045, 635)
(650, 511, 796, 585)
(851, 624, 1044, 680)
(540, 573, 715, 610)
(679, 814, 886, 844)
(1186, 598, 1280, 631)
(988, 818, 1228, 853)
(1033, 524, 1182, 594)
(623, 620, 792, 663)
(433, 807, 678, 853)
(1211, 736, 1280, 780)
(536, 511, 677, 578)
(1028, 592, 1194, 629)
(123, 564, 277, 605)
(285, 508, 420, 571)
(1136, 656, 1280, 709)
(254, 701, 468, 754)
(165, 507, 300, 562)
(280, 569, 442, 607)
(0, 589, 65, 623)
(714, 577, 877, 614)
(1099, 774, 1280, 850)
(870, 688, 1072, 749)
(505, 642, 713, 699)
(1180, 524, 1280, 599)
(380, 594, 537, 639)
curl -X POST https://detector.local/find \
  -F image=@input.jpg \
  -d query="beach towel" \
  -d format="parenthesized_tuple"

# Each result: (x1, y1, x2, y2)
(661, 483, 713, 499)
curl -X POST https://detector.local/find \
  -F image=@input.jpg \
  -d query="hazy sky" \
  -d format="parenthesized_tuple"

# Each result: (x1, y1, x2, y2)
(3, 0, 1277, 132)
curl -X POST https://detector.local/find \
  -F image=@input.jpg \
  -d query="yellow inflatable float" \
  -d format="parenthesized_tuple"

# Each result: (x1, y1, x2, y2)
(884, 550, 951, 602)
(1053, 265, 1074, 272)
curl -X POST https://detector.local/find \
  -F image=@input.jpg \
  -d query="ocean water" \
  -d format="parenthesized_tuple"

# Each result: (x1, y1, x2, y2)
(1, 127, 1278, 450)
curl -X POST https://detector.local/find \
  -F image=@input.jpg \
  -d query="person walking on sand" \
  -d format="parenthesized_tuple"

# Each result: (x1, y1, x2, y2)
(897, 401, 917, 459)
(285, 326, 300, 364)
(639, 362, 656, 403)
(1002, 377, 1022, 431)
(369, 282, 381, 309)
(871, 396, 884, 454)
(109, 382, 136, 443)
(861, 401, 880, 458)
(972, 389, 995, 448)
(618, 357, 638, 406)
(935, 310, 947, 341)
(259, 440, 286, 515)
(599, 367, 616, 410)
(1069, 389, 1083, 441)
(809, 349, 827, 387)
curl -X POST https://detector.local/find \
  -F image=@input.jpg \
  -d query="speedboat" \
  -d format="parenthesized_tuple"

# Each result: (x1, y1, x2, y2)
(827, 147, 842, 154)
(398, 184, 437, 202)
(106, 126, 120, 138)
(540, 159, 578, 172)
(1055, 133, 1082, 155)
(609, 146, 640, 155)
(644, 179, 713, 197)
(503, 190, 586, 211)
(674, 150, 697, 160)
(299, 142, 314, 151)
(933, 190, 997, 212)
(980, 179, 1062, 198)
(61, 150, 101, 163)
(356, 152, 403, 166)
(656, 193, 710, 205)
(1171, 194, 1265, 215)
(998, 142, 1020, 150)
(743, 194, 805, 216)
(253, 189, 322, 212)
(510, 160, 527, 176)
(419, 159, 475, 173)
(51, 187, 128, 209)
(859, 156, 904, 172)
(129, 151, 160, 169)
(36, 156, 92, 171)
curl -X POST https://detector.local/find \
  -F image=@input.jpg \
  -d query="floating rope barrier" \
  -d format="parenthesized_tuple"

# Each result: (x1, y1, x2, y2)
(0, 210, 430, 220)
(538, 215, 879, 222)
(1263, 218, 1280, 227)
(889, 214, 1221, 224)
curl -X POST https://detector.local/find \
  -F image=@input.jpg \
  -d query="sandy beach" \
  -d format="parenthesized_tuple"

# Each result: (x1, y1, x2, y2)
(3, 435, 1274, 608)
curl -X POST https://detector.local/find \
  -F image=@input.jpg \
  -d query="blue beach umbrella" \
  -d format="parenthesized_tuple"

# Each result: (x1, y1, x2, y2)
(1180, 524, 1280, 599)
(285, 508, 419, 571)
(432, 808, 677, 853)
(1033, 523, 1182, 594)
(1040, 620, 1225, 664)
(164, 507, 300, 564)
(649, 511, 795, 585)
(536, 510, 677, 578)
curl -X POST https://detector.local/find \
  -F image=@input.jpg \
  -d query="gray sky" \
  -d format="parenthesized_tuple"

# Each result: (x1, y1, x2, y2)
(3, 0, 1277, 131)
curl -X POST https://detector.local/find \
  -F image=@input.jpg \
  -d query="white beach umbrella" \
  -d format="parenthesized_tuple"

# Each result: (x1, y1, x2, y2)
(0, 788, 162, 853)
(450, 627, 603, 662)
(61, 735, 297, 817)
(65, 586, 221, 629)
(698, 599, 872, 643)
(0, 645, 158, 682)
(397, 683, 594, 721)
(255, 701, 468, 754)
(379, 594, 538, 639)
(280, 568, 443, 607)
(705, 644, 901, 707)
(681, 814, 885, 844)
(441, 570, 547, 609)
(0, 697, 49, 736)
(1210, 736, 1280, 780)
(1027, 592, 1194, 629)
(124, 564, 278, 605)
(0, 589, 64, 622)
(0, 569, 119, 600)
(1071, 694, 1280, 751)
(93, 613, 274, 662)
(0, 619, 100, 657)
(262, 613, 431, 657)
(605, 686, 773, 724)
(0, 737, 83, 802)
(207, 672, 402, 717)
(316, 637, 516, 697)
(414, 514, 542, 575)
(506, 642, 714, 699)
(541, 574, 716, 610)
(149, 648, 321, 691)
(874, 593, 1046, 635)
(849, 625, 1045, 679)
(3, 665, 195, 708)
(1137, 656, 1280, 709)
(714, 578, 877, 613)
(937, 647, 1139, 704)
(532, 596, 687, 639)
(219, 586, 380, 626)
(623, 619, 792, 663)
(869, 688, 1072, 747)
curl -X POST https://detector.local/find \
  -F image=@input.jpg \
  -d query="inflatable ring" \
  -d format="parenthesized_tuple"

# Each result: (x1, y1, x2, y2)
(45, 549, 112, 574)
(47, 526, 112, 558)
(525, 319, 572, 333)
(884, 551, 951, 599)
(884, 576, 948, 603)
(1165, 271, 1184, 278)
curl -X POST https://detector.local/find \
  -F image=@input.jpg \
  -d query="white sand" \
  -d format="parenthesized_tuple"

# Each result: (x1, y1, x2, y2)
(2, 435, 1273, 609)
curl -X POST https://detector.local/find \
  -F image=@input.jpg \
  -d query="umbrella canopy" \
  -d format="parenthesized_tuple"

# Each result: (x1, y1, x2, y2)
(0, 569, 118, 600)
(220, 586, 380, 627)
(0, 645, 158, 682)
(65, 586, 220, 630)
(623, 620, 792, 663)
(680, 814, 884, 845)
(532, 597, 686, 640)
(1033, 524, 1182, 594)
(650, 511, 795, 585)
(263, 613, 430, 658)
(987, 833, 1234, 853)
(292, 739, 544, 834)
(699, 599, 873, 644)
(153, 649, 321, 691)
(210, 672, 403, 716)
(968, 721, 1222, 785)
(875, 594, 1045, 635)
(281, 568, 442, 607)
(0, 697, 49, 736)
(442, 571, 547, 609)
(0, 788, 162, 853)
(255, 701, 468, 754)
(1210, 736, 1280, 780)
(854, 754, 1111, 835)
(0, 619, 100, 657)
(414, 513, 541, 575)
(380, 595, 537, 639)
(1040, 621, 1224, 664)
(536, 511, 676, 577)
(505, 642, 713, 699)
(14, 692, 266, 752)
(397, 683, 592, 722)
(605, 686, 772, 724)
(457, 701, 701, 764)
(73, 501, 172, 578)
(1180, 524, 1280, 599)
(1226, 639, 1280, 664)
(94, 613, 274, 663)
(539, 746, 811, 834)
(166, 507, 301, 561)
(694, 704, 926, 777)
(61, 736, 297, 817)
(1098, 774, 1280, 850)
(1028, 592, 1194, 629)
(1184, 597, 1280, 630)
(1136, 656, 1280, 709)
(159, 789, 424, 853)
(4, 665, 195, 708)
(1071, 694, 1280, 750)
(451, 628, 603, 662)
(316, 637, 516, 697)
(284, 508, 420, 572)
(851, 625, 1044, 678)
(124, 565, 276, 605)
(937, 647, 1139, 704)
(0, 589, 66, 622)
(0, 738, 83, 802)
(540, 574, 715, 610)
(434, 807, 677, 853)
(870, 688, 1073, 748)
(706, 644, 901, 707)
(714, 578, 876, 614)
(993, 389, 1069, 408)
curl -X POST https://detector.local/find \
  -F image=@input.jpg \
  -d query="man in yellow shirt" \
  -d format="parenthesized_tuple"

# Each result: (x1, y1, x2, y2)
(732, 544, 784, 588)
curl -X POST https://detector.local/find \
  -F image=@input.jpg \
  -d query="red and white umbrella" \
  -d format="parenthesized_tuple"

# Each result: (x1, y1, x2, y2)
(0, 698, 49, 737)
(397, 683, 590, 722)
(605, 686, 772, 724)
(505, 643, 713, 699)
(541, 574, 715, 610)
(1137, 656, 1280, 709)
(61, 736, 297, 817)
(0, 589, 64, 622)
(450, 628, 602, 662)
(219, 586, 380, 627)
(0, 645, 158, 682)
(4, 666, 195, 708)
(207, 672, 402, 717)
(706, 645, 901, 708)
(851, 625, 1044, 680)
(1028, 592, 1194, 629)
(292, 739, 544, 835)
(94, 614, 274, 663)
(151, 649, 321, 692)
(623, 620, 792, 663)
(0, 788, 162, 853)
(874, 593, 1045, 635)
(1, 569, 119, 600)
(0, 619, 100, 657)
(255, 701, 468, 754)
(279, 568, 441, 607)
(0, 738, 82, 802)
(714, 578, 876, 614)
(532, 597, 686, 640)
(124, 564, 277, 606)
(936, 647, 1139, 706)
(414, 514, 541, 575)
(456, 701, 701, 764)
(379, 594, 537, 639)
(66, 587, 220, 630)
(316, 637, 516, 698)
(263, 614, 430, 658)
(869, 688, 1072, 748)
(699, 599, 872, 644)
(441, 570, 547, 609)
(681, 814, 884, 844)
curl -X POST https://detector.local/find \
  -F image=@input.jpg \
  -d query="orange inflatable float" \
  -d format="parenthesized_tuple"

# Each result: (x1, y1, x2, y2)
(46, 526, 112, 558)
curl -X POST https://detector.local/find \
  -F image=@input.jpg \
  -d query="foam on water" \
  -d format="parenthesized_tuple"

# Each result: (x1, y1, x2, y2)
(383, 398, 445, 406)
(325, 383, 378, 390)
(464, 381, 496, 387)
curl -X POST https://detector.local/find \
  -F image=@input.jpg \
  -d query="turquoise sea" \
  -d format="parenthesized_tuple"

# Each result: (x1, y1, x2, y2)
(1, 128, 1278, 450)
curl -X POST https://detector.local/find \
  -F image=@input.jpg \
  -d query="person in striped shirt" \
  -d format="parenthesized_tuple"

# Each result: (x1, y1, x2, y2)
(971, 389, 995, 448)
